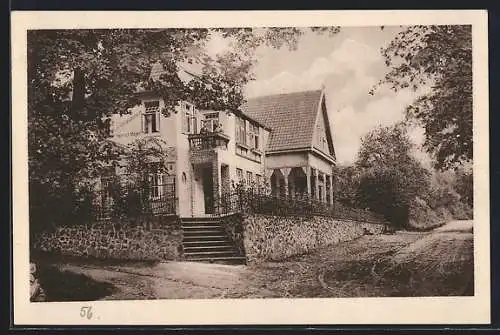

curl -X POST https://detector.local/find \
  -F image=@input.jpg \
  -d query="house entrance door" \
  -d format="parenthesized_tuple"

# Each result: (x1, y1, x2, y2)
(202, 166, 214, 214)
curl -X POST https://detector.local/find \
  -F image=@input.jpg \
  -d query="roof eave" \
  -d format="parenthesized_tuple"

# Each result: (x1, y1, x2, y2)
(311, 147, 336, 165)
(265, 146, 336, 165)
(231, 109, 273, 131)
(320, 91, 337, 160)
(265, 146, 312, 155)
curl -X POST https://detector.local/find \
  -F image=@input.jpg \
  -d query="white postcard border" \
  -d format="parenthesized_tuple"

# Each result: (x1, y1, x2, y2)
(11, 10, 490, 325)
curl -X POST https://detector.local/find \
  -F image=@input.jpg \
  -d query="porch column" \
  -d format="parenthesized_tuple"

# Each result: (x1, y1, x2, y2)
(275, 169, 281, 196)
(212, 158, 221, 212)
(217, 162, 222, 199)
(282, 168, 291, 198)
(315, 169, 320, 200)
(305, 166, 311, 198)
(322, 173, 327, 203)
(329, 174, 334, 205)
(264, 169, 273, 194)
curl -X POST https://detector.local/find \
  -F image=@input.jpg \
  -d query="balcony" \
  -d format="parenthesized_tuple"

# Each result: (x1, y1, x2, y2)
(188, 132, 230, 151)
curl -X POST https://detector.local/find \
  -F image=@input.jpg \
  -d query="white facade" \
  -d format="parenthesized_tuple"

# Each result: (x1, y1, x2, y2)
(108, 88, 336, 218)
(110, 95, 271, 217)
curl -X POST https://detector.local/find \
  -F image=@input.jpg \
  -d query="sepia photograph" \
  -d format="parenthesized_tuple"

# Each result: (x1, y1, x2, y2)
(12, 10, 489, 325)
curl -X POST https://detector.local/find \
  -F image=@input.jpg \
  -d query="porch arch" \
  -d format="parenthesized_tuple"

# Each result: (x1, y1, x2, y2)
(270, 169, 286, 197)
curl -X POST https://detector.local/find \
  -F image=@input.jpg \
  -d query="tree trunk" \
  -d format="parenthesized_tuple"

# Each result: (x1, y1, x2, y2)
(70, 67, 85, 120)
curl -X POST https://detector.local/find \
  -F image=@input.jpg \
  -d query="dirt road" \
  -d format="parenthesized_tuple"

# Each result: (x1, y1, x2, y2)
(35, 221, 474, 301)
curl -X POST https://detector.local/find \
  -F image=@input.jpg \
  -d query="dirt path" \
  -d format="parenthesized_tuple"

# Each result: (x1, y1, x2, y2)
(242, 231, 426, 298)
(38, 222, 473, 300)
(434, 219, 473, 232)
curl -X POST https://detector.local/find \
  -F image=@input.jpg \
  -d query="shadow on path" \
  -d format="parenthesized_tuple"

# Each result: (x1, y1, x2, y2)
(35, 264, 117, 302)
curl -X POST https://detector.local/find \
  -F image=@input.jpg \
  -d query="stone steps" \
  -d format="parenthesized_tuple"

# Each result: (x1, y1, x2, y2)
(185, 256, 247, 265)
(184, 245, 234, 253)
(180, 217, 245, 265)
(183, 240, 229, 246)
(183, 234, 228, 241)
(181, 225, 222, 230)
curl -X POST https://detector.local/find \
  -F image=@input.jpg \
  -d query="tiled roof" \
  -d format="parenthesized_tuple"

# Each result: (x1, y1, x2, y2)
(241, 90, 324, 152)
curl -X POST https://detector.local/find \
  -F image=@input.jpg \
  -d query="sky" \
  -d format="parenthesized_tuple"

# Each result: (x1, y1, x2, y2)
(203, 27, 431, 166)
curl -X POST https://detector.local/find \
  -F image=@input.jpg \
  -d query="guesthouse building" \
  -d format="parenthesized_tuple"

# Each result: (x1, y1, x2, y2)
(106, 65, 337, 218)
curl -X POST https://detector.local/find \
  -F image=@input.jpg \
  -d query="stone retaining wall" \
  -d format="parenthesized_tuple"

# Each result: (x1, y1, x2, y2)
(225, 214, 386, 263)
(221, 213, 245, 257)
(32, 216, 183, 261)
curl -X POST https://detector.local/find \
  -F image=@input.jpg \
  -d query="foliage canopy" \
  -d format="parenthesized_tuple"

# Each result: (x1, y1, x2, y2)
(375, 25, 472, 170)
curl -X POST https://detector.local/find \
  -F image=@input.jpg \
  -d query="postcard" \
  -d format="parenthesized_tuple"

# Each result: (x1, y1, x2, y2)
(12, 9, 490, 325)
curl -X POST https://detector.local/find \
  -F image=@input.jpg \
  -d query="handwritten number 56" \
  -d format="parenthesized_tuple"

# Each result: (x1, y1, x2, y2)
(80, 306, 93, 319)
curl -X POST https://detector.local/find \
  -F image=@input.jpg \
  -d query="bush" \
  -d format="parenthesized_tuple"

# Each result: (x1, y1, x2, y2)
(407, 197, 444, 230)
(29, 181, 96, 234)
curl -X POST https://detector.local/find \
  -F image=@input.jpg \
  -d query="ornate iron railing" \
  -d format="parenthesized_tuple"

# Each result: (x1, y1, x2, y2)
(212, 189, 386, 224)
(94, 179, 177, 220)
(188, 132, 230, 151)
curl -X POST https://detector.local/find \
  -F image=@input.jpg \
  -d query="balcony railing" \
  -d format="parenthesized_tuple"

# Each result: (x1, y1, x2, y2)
(188, 132, 230, 151)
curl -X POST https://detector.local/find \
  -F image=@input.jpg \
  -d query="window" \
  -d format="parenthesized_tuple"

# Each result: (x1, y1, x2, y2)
(248, 123, 259, 150)
(236, 168, 243, 184)
(142, 101, 160, 133)
(148, 173, 164, 199)
(235, 117, 246, 145)
(100, 168, 115, 206)
(182, 102, 197, 134)
(255, 174, 262, 188)
(317, 124, 327, 151)
(246, 171, 253, 187)
(201, 112, 219, 132)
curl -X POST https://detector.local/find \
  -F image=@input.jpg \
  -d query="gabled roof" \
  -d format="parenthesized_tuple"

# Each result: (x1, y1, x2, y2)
(241, 90, 330, 153)
(149, 61, 166, 81)
(136, 61, 200, 94)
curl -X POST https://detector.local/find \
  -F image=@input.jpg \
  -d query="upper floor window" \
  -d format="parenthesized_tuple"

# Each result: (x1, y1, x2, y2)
(248, 123, 260, 150)
(201, 112, 219, 132)
(142, 101, 160, 134)
(182, 102, 197, 134)
(235, 117, 246, 145)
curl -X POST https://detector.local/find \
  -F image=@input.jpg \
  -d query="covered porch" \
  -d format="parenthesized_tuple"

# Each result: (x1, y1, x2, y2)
(267, 166, 334, 205)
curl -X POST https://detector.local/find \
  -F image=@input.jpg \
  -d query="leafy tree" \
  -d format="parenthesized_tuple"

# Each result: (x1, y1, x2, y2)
(374, 25, 472, 170)
(334, 165, 362, 207)
(28, 28, 340, 228)
(454, 168, 473, 209)
(122, 137, 170, 189)
(355, 124, 431, 227)
(100, 137, 172, 218)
